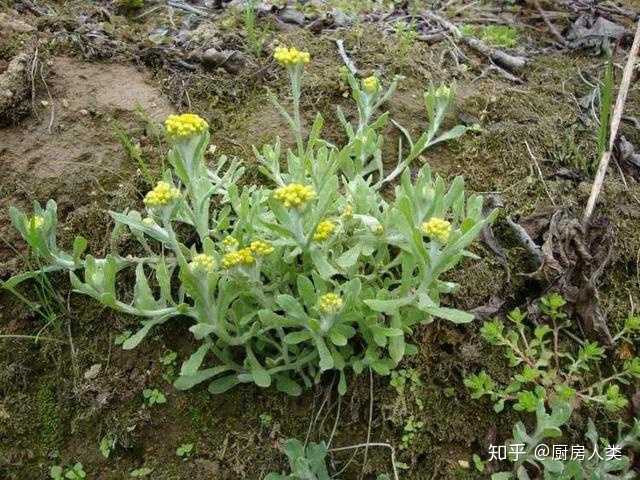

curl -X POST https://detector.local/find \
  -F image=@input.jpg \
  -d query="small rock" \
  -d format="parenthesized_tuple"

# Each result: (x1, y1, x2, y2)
(566, 14, 629, 49)
(0, 53, 29, 122)
(189, 23, 221, 48)
(84, 363, 102, 380)
(279, 7, 305, 26)
(0, 12, 36, 36)
(201, 48, 246, 74)
(96, 391, 110, 406)
(195, 459, 220, 475)
(330, 9, 352, 28)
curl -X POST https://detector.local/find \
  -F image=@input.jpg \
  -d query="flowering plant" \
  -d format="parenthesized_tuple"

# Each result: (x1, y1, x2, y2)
(7, 47, 495, 395)
(487, 398, 640, 480)
(465, 295, 640, 413)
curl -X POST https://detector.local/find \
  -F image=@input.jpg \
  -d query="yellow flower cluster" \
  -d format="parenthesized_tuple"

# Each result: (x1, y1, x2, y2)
(164, 113, 208, 139)
(273, 183, 316, 208)
(373, 224, 384, 235)
(342, 204, 353, 219)
(313, 220, 336, 242)
(319, 293, 343, 314)
(144, 181, 181, 208)
(273, 46, 311, 67)
(222, 236, 239, 251)
(222, 247, 255, 269)
(362, 76, 380, 94)
(422, 217, 451, 243)
(250, 240, 274, 256)
(190, 253, 216, 273)
(434, 85, 451, 99)
(29, 215, 45, 230)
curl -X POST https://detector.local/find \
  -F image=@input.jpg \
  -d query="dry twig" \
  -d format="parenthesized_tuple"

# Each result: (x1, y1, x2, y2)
(505, 216, 544, 267)
(423, 10, 528, 72)
(583, 19, 640, 224)
(335, 39, 358, 76)
(39, 65, 55, 134)
(330, 443, 399, 480)
(530, 0, 568, 46)
(359, 368, 373, 480)
(525, 140, 556, 206)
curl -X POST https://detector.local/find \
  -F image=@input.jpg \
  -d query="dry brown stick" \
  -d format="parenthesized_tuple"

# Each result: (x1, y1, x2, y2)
(583, 19, 640, 225)
(531, 0, 568, 46)
(525, 140, 557, 206)
(359, 368, 374, 480)
(423, 10, 528, 72)
(29, 45, 39, 119)
(39, 64, 54, 134)
(506, 216, 544, 267)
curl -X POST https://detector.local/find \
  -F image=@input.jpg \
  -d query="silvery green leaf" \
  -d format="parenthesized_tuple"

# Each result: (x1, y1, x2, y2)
(180, 344, 210, 377)
(310, 248, 337, 279)
(515, 466, 531, 480)
(315, 337, 334, 371)
(284, 331, 313, 345)
(69, 270, 98, 298)
(263, 474, 287, 480)
(491, 473, 513, 480)
(421, 305, 474, 324)
(174, 366, 231, 390)
(122, 317, 169, 350)
(275, 375, 302, 396)
(251, 366, 271, 388)
(336, 245, 361, 269)
(134, 263, 161, 311)
(296, 275, 316, 309)
(276, 295, 307, 320)
(328, 329, 347, 346)
(389, 315, 405, 364)
(208, 374, 240, 394)
(155, 256, 174, 304)
(189, 323, 216, 339)
(72, 236, 88, 263)
(427, 125, 467, 148)
(338, 371, 347, 395)
(364, 295, 414, 313)
(258, 310, 296, 328)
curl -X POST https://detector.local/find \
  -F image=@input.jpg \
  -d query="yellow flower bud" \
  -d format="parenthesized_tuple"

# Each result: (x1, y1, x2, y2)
(273, 46, 311, 67)
(222, 247, 255, 269)
(421, 217, 451, 243)
(362, 76, 380, 94)
(313, 220, 336, 242)
(434, 84, 452, 99)
(164, 113, 208, 139)
(249, 240, 274, 256)
(143, 181, 181, 208)
(273, 183, 316, 209)
(319, 293, 343, 314)
(222, 236, 239, 251)
(190, 253, 216, 274)
(29, 215, 45, 230)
